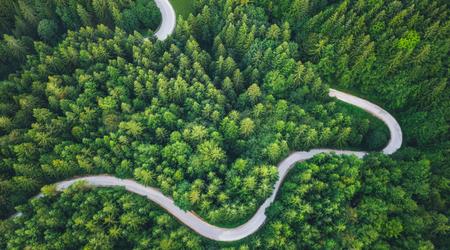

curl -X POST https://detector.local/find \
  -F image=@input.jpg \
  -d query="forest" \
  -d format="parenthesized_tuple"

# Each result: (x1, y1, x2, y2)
(0, 0, 161, 77)
(0, 0, 448, 249)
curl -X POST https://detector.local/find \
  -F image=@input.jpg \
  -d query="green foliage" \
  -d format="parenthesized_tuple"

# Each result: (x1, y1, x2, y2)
(245, 153, 444, 249)
(37, 19, 58, 43)
(0, 12, 372, 227)
(0, 185, 203, 249)
(398, 30, 421, 51)
(0, 0, 448, 249)
(294, 0, 449, 147)
(0, 0, 162, 78)
(170, 0, 196, 18)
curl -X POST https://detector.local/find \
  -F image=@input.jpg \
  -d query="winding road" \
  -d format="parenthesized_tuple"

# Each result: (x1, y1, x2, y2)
(153, 0, 176, 40)
(9, 0, 403, 242)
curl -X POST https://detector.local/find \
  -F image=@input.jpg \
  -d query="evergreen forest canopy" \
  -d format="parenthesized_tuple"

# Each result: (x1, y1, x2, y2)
(0, 0, 162, 77)
(0, 0, 448, 249)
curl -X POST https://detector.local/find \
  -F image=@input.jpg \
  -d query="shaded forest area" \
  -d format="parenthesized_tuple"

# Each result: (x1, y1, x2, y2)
(0, 0, 448, 249)
(0, 0, 162, 77)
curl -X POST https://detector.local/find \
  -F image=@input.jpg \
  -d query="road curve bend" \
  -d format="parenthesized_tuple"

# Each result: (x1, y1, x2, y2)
(9, 0, 403, 243)
(329, 89, 402, 154)
(153, 0, 176, 40)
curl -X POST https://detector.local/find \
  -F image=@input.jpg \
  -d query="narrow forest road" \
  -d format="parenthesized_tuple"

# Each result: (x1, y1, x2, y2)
(9, 0, 403, 242)
(153, 0, 176, 40)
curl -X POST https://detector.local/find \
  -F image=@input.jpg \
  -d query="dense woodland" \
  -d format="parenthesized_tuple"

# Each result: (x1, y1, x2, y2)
(0, 0, 161, 77)
(259, 0, 449, 147)
(1, 183, 203, 249)
(0, 0, 384, 225)
(0, 0, 448, 249)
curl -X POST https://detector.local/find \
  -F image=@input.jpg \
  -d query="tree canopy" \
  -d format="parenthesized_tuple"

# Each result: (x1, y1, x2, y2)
(0, 0, 448, 249)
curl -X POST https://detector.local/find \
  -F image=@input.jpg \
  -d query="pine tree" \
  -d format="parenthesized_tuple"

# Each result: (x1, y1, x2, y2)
(77, 4, 92, 26)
